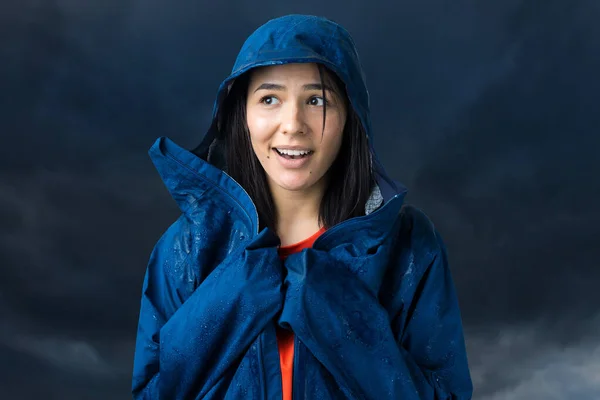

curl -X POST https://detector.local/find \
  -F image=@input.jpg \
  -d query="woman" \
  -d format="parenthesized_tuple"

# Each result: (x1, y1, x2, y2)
(132, 14, 473, 400)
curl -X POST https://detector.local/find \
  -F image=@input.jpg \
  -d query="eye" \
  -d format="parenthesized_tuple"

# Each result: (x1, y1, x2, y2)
(308, 96, 327, 107)
(259, 95, 280, 105)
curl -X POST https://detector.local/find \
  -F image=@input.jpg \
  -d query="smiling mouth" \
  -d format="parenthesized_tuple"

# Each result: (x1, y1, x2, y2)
(273, 148, 314, 159)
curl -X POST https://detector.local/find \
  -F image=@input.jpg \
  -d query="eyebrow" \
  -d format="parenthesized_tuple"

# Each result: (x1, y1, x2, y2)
(253, 83, 334, 93)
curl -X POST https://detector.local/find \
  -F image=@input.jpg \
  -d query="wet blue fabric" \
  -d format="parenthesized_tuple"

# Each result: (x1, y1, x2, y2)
(132, 14, 473, 399)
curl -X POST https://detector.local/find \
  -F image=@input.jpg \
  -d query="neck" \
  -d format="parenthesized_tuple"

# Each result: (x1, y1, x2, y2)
(269, 180, 325, 246)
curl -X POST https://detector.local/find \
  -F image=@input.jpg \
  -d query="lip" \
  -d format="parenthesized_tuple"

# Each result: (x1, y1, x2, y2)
(273, 148, 313, 169)
(273, 146, 314, 151)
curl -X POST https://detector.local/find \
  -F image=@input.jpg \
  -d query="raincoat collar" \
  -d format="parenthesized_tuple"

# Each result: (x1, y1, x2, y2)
(150, 136, 405, 251)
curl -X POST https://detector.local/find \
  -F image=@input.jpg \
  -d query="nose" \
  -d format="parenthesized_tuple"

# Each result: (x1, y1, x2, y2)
(280, 101, 307, 135)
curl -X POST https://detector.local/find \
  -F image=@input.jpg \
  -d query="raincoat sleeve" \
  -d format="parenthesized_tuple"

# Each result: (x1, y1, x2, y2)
(385, 226, 474, 399)
(281, 206, 473, 399)
(131, 216, 283, 399)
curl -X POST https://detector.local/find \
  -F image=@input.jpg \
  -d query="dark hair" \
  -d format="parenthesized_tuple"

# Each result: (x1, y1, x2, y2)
(219, 64, 374, 231)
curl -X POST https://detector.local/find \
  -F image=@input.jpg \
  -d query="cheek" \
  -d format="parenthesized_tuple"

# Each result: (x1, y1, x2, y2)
(246, 115, 276, 163)
(247, 114, 273, 145)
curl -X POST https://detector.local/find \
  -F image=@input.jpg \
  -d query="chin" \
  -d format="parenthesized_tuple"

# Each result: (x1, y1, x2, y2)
(276, 179, 313, 192)
(271, 173, 316, 192)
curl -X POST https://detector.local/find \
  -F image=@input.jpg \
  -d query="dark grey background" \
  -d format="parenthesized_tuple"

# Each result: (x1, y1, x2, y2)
(2, 1, 598, 398)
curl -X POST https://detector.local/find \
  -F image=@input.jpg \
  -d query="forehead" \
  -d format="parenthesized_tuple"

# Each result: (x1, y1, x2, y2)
(248, 63, 320, 84)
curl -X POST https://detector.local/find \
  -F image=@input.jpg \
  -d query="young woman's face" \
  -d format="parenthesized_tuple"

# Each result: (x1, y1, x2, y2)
(246, 63, 347, 196)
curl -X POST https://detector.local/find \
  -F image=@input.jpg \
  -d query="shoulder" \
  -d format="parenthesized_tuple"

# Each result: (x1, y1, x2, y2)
(157, 213, 193, 246)
(384, 204, 449, 287)
(150, 209, 250, 286)
(147, 214, 197, 287)
(145, 212, 229, 307)
(379, 204, 449, 309)
(396, 204, 445, 259)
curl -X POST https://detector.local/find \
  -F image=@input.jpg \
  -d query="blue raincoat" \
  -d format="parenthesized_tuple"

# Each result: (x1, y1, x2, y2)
(132, 14, 473, 399)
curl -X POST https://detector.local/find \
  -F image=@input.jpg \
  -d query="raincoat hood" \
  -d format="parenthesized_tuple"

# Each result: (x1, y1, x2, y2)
(192, 14, 406, 203)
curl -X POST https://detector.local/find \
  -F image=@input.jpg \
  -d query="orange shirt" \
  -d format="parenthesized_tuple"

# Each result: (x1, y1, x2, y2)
(277, 227, 326, 400)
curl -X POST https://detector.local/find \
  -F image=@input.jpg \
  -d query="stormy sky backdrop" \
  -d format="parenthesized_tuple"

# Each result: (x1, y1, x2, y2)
(2, 0, 599, 398)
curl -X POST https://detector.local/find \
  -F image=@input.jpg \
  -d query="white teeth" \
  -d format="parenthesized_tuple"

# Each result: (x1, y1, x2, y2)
(276, 148, 312, 156)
